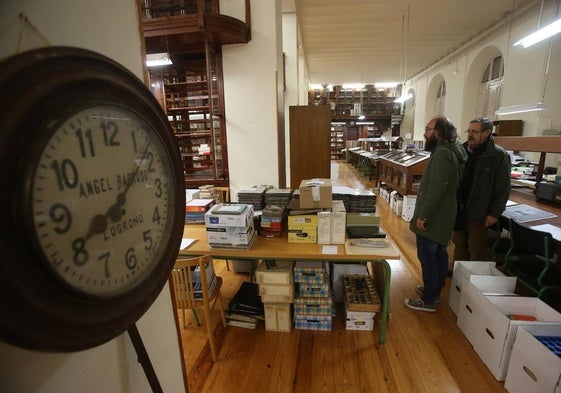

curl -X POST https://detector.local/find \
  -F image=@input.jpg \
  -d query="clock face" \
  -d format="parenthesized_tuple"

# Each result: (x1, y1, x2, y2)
(31, 105, 176, 297)
(0, 46, 185, 351)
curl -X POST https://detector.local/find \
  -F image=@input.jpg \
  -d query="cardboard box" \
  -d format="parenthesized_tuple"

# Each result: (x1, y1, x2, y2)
(299, 178, 332, 208)
(504, 325, 561, 393)
(288, 214, 317, 226)
(204, 203, 254, 227)
(401, 195, 416, 222)
(205, 222, 255, 245)
(449, 261, 516, 316)
(255, 260, 294, 285)
(294, 296, 333, 315)
(264, 303, 292, 332)
(345, 308, 375, 331)
(457, 280, 561, 380)
(331, 200, 347, 244)
(258, 283, 294, 297)
(294, 314, 332, 331)
(293, 261, 330, 283)
(288, 226, 317, 243)
(317, 211, 331, 244)
(298, 282, 330, 298)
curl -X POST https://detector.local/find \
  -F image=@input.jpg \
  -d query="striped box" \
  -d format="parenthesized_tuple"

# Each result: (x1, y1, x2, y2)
(294, 314, 332, 331)
(294, 296, 333, 315)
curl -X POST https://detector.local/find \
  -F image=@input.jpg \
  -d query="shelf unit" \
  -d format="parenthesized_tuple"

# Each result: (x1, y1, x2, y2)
(149, 50, 226, 187)
(379, 150, 429, 195)
(330, 125, 345, 159)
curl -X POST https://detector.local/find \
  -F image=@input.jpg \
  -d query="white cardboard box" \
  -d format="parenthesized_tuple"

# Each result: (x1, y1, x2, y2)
(345, 308, 375, 331)
(457, 280, 561, 380)
(401, 195, 416, 222)
(504, 324, 561, 393)
(204, 203, 254, 227)
(449, 261, 516, 316)
(331, 200, 347, 245)
(317, 211, 331, 244)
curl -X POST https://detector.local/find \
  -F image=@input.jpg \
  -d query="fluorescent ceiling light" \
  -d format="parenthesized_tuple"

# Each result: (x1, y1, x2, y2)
(513, 18, 561, 48)
(146, 53, 172, 67)
(375, 82, 398, 88)
(342, 83, 365, 90)
(495, 102, 547, 115)
(394, 93, 412, 104)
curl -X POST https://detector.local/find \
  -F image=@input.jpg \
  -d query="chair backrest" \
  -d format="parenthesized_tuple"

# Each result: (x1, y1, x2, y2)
(508, 219, 554, 258)
(171, 255, 213, 311)
(214, 186, 230, 203)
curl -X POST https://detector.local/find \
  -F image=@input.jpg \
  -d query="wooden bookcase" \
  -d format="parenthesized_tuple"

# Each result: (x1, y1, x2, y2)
(379, 150, 429, 195)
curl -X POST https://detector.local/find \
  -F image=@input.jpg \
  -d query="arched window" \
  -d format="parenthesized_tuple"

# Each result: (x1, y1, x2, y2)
(477, 55, 504, 119)
(435, 80, 446, 115)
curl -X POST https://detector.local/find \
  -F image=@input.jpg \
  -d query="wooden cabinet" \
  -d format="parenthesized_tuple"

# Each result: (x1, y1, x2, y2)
(379, 150, 429, 195)
(149, 47, 228, 188)
(289, 105, 331, 188)
(330, 125, 345, 159)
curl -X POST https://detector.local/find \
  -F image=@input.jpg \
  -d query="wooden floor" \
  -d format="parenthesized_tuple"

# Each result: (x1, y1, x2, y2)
(177, 161, 509, 393)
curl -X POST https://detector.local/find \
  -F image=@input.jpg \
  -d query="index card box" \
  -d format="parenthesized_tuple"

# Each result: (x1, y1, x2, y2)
(255, 261, 294, 285)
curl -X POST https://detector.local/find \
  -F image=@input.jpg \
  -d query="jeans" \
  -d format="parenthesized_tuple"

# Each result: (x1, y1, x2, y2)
(416, 235, 448, 304)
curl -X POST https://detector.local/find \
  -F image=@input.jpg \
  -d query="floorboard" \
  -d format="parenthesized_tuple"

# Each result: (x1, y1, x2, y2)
(177, 161, 508, 393)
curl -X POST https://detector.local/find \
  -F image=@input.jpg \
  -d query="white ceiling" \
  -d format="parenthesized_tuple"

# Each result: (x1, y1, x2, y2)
(289, 0, 541, 85)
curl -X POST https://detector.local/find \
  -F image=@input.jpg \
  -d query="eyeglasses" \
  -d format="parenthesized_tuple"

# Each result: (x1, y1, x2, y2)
(424, 127, 436, 132)
(465, 129, 485, 134)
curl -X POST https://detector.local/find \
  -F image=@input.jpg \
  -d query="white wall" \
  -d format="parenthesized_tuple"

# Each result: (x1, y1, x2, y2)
(221, 0, 284, 198)
(0, 2, 184, 392)
(283, 11, 299, 186)
(404, 1, 561, 168)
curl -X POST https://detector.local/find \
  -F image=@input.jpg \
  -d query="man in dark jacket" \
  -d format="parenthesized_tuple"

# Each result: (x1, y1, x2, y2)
(452, 118, 511, 261)
(404, 117, 467, 312)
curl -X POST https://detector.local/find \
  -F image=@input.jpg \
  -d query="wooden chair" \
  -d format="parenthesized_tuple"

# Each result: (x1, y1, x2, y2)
(170, 255, 226, 361)
(214, 186, 230, 204)
(502, 219, 560, 298)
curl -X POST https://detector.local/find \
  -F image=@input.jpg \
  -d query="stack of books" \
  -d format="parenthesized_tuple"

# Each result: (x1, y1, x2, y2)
(185, 198, 215, 223)
(237, 186, 268, 210)
(260, 204, 287, 237)
(226, 281, 264, 329)
(191, 260, 217, 299)
(198, 184, 217, 200)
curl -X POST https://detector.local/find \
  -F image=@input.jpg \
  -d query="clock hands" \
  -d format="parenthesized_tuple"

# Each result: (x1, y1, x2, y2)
(84, 140, 153, 240)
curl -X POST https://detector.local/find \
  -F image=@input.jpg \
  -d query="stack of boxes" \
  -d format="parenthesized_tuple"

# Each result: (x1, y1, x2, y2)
(343, 274, 380, 331)
(293, 261, 333, 331)
(203, 203, 256, 249)
(185, 198, 215, 223)
(256, 260, 294, 332)
(287, 213, 317, 243)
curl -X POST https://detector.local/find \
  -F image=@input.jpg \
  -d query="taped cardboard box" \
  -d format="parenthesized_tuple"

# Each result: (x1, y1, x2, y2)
(299, 178, 332, 208)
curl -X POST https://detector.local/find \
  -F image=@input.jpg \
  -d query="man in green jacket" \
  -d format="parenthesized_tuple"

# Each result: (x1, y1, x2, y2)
(404, 116, 467, 312)
(452, 117, 511, 261)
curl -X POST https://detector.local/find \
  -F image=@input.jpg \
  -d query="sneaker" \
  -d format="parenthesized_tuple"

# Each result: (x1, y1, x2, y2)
(403, 298, 437, 312)
(415, 285, 441, 303)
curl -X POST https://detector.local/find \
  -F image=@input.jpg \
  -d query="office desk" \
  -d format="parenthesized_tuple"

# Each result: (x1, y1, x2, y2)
(179, 225, 400, 343)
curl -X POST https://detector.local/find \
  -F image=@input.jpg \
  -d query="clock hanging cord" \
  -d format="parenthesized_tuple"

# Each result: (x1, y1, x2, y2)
(16, 13, 50, 53)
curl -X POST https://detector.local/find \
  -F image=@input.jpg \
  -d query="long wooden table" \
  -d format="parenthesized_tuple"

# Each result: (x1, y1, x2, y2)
(179, 225, 400, 343)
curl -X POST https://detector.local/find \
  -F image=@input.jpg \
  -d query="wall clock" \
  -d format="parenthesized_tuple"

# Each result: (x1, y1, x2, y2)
(0, 47, 185, 351)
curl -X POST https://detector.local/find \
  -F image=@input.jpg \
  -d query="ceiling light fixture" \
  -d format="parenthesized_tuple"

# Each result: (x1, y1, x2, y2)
(513, 17, 561, 48)
(495, 102, 547, 115)
(496, 0, 556, 116)
(146, 52, 172, 67)
(394, 7, 412, 104)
